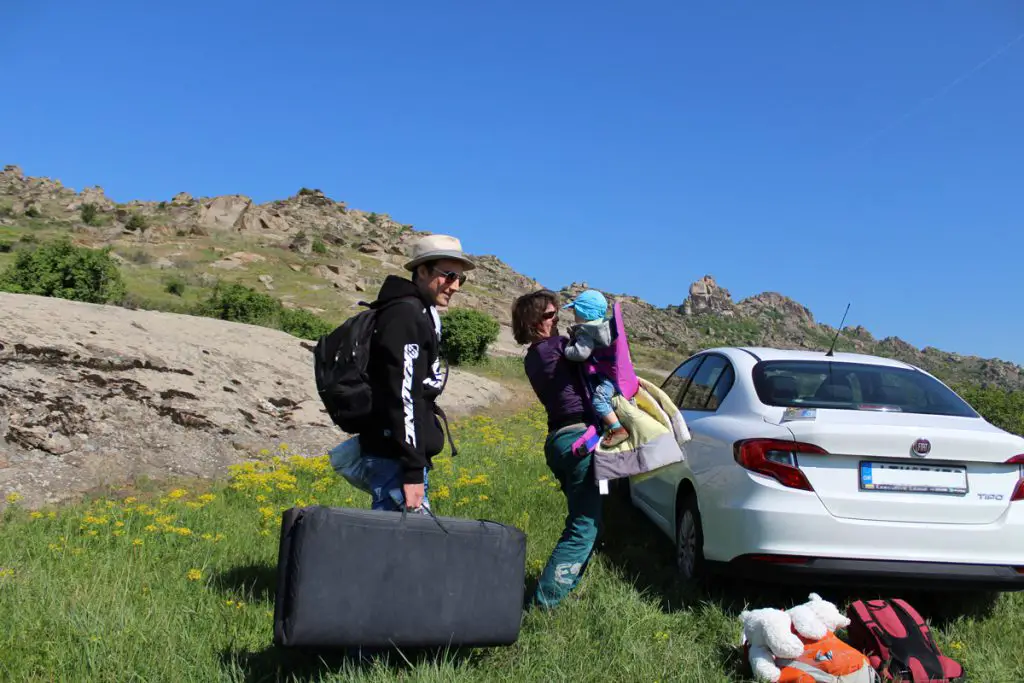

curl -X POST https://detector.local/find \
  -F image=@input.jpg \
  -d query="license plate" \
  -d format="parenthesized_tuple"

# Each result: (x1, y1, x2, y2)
(859, 461, 968, 495)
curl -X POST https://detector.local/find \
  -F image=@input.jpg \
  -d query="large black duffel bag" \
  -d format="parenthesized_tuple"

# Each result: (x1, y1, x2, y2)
(272, 505, 528, 650)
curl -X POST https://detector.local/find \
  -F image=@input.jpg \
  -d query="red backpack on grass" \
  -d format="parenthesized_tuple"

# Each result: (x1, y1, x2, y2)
(845, 599, 963, 682)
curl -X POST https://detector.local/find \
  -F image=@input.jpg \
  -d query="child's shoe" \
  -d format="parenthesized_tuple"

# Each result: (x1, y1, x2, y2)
(600, 427, 629, 449)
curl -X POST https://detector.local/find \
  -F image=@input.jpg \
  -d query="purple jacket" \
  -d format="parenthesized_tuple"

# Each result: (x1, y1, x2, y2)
(524, 335, 592, 432)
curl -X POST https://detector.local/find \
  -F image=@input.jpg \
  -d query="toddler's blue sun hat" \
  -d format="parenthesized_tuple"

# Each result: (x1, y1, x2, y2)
(562, 289, 608, 321)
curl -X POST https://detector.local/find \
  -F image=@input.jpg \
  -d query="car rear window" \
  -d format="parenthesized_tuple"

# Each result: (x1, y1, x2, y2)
(751, 360, 979, 418)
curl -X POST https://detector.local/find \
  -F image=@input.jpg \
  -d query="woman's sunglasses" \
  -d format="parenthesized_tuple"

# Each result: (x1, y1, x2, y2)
(432, 267, 467, 286)
(542, 310, 558, 320)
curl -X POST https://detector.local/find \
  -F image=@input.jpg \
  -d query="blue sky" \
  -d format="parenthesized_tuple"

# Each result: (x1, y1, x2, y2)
(2, 1, 1022, 363)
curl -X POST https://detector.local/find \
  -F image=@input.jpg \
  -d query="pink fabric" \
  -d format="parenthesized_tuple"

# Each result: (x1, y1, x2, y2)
(587, 302, 639, 401)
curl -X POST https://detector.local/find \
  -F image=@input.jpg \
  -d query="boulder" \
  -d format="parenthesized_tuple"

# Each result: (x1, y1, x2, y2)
(0, 292, 510, 510)
(197, 195, 252, 231)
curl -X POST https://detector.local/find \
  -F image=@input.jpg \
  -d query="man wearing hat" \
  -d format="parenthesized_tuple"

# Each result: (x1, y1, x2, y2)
(352, 234, 475, 512)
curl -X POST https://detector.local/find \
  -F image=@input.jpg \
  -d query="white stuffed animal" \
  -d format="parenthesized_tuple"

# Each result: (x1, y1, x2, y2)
(806, 592, 851, 632)
(787, 592, 851, 640)
(739, 607, 805, 682)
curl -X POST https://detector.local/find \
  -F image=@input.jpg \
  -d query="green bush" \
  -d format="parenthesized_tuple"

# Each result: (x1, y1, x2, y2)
(192, 282, 335, 341)
(80, 203, 99, 225)
(163, 275, 186, 297)
(193, 282, 280, 326)
(0, 237, 126, 304)
(126, 213, 148, 232)
(441, 308, 500, 365)
(280, 308, 334, 340)
(954, 384, 1024, 436)
(311, 239, 327, 254)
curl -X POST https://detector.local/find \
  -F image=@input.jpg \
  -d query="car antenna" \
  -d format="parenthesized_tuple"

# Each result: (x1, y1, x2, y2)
(825, 303, 851, 357)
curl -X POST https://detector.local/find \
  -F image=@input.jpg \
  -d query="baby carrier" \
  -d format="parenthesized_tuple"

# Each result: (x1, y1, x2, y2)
(571, 301, 690, 493)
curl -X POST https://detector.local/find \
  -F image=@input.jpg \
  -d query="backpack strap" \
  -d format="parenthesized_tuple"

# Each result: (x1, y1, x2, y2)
(863, 600, 944, 682)
(887, 600, 946, 682)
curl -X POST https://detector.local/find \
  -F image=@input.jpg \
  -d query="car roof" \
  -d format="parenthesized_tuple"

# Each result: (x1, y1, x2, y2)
(716, 346, 919, 370)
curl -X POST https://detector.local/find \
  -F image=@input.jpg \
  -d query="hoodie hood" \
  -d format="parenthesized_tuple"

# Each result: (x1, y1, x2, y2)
(372, 274, 432, 308)
(571, 318, 613, 347)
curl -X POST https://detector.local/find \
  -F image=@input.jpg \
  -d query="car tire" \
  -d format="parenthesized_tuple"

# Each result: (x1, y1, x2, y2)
(675, 492, 706, 584)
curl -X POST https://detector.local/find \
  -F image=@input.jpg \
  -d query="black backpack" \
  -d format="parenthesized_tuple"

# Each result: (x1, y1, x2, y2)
(313, 297, 419, 434)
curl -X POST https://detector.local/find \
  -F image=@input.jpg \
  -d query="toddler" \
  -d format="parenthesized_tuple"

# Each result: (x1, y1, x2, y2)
(562, 290, 630, 448)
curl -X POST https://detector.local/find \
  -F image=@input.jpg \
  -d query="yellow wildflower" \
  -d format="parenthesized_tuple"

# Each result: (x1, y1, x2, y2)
(199, 494, 216, 503)
(186, 568, 202, 581)
(112, 530, 125, 537)
(0, 568, 15, 578)
(168, 489, 187, 500)
(47, 511, 56, 519)
(5, 493, 22, 503)
(433, 485, 451, 500)
(255, 495, 267, 503)
(124, 496, 138, 504)
(132, 539, 144, 547)
(144, 525, 158, 533)
(478, 495, 489, 502)
(114, 521, 125, 528)
(201, 533, 213, 541)
(30, 511, 43, 519)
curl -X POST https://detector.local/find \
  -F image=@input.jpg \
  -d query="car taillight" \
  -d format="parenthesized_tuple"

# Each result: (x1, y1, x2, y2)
(1007, 455, 1024, 502)
(733, 438, 827, 491)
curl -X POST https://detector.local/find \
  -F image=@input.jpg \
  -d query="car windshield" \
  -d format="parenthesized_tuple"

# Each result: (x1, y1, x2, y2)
(751, 360, 980, 418)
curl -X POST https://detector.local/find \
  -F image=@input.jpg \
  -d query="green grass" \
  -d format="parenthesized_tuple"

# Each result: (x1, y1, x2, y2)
(2, 406, 1022, 681)
(460, 355, 528, 383)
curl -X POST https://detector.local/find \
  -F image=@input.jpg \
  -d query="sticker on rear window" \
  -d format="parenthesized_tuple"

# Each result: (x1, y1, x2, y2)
(782, 407, 817, 422)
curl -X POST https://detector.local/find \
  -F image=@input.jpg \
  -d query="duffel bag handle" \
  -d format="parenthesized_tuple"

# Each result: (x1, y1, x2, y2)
(400, 503, 450, 535)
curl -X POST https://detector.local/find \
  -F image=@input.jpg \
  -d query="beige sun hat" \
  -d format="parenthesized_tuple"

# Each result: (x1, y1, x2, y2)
(404, 234, 476, 272)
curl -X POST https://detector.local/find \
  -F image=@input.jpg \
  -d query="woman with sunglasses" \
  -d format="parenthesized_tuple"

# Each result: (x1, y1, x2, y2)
(512, 289, 602, 609)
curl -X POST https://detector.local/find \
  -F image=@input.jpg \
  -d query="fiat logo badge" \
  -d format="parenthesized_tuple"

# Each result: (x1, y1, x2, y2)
(912, 438, 931, 456)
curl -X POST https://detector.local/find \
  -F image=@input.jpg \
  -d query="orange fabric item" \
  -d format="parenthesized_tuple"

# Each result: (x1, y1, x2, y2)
(777, 630, 873, 683)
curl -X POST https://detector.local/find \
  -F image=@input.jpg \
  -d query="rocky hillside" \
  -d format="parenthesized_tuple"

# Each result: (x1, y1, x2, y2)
(2, 163, 1022, 391)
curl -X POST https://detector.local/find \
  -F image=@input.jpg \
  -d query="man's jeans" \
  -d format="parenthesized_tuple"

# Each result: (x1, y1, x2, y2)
(328, 436, 430, 512)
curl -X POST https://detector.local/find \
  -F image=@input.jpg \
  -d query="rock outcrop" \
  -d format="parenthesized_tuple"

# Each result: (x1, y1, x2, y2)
(682, 275, 736, 317)
(0, 293, 510, 510)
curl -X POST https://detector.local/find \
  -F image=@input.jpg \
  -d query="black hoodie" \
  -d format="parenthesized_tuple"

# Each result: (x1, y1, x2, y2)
(358, 275, 446, 485)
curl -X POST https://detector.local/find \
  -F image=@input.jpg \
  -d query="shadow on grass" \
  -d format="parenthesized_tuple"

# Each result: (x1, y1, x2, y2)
(212, 563, 278, 603)
(596, 484, 1004, 621)
(221, 645, 484, 683)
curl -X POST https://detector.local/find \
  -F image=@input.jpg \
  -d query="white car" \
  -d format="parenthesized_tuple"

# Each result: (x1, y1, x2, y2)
(627, 346, 1024, 590)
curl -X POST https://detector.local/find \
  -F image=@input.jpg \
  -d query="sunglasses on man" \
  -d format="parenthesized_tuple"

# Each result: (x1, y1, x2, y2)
(433, 267, 468, 286)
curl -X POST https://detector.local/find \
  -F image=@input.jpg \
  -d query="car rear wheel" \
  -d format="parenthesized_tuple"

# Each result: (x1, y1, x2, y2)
(676, 492, 705, 584)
